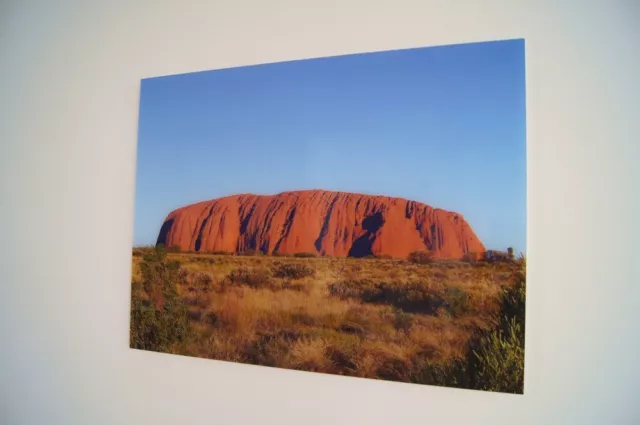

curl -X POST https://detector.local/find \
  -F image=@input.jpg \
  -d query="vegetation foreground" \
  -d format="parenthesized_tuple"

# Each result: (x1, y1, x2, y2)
(130, 247, 526, 394)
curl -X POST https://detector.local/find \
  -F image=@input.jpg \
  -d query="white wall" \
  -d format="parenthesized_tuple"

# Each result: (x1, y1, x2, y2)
(1, 1, 638, 424)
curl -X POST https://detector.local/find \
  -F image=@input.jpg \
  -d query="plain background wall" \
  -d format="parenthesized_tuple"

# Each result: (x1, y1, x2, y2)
(1, 1, 638, 424)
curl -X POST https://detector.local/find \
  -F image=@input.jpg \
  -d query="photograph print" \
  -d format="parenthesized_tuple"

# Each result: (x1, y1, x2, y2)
(130, 38, 527, 394)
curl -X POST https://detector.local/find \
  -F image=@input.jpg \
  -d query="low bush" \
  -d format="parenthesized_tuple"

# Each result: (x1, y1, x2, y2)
(361, 281, 444, 314)
(407, 251, 434, 265)
(361, 254, 394, 260)
(193, 257, 216, 264)
(293, 252, 317, 258)
(393, 310, 414, 331)
(193, 271, 214, 291)
(273, 263, 315, 279)
(462, 252, 478, 263)
(280, 280, 307, 292)
(329, 279, 444, 314)
(328, 279, 372, 299)
(443, 287, 470, 317)
(132, 246, 155, 257)
(177, 268, 190, 285)
(227, 267, 273, 289)
(211, 250, 231, 255)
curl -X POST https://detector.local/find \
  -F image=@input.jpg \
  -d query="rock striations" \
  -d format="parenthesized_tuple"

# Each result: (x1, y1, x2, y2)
(156, 190, 485, 259)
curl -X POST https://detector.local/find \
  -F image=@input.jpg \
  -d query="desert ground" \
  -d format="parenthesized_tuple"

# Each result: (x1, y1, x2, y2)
(130, 247, 525, 393)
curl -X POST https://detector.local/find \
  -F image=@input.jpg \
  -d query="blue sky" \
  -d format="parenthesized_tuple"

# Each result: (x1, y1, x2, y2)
(133, 39, 526, 253)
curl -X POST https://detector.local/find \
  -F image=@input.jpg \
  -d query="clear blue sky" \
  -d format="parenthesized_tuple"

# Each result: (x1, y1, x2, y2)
(134, 39, 526, 253)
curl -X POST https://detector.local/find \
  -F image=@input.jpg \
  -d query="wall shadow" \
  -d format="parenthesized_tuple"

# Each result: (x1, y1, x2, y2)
(156, 218, 174, 246)
(348, 212, 384, 258)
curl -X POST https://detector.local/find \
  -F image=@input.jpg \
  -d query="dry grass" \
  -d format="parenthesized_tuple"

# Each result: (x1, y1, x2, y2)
(131, 250, 521, 385)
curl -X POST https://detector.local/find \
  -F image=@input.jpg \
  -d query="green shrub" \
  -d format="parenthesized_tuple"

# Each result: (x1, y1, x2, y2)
(293, 252, 317, 258)
(467, 260, 526, 393)
(470, 316, 524, 393)
(130, 245, 190, 352)
(443, 287, 470, 317)
(273, 263, 315, 279)
(499, 279, 526, 331)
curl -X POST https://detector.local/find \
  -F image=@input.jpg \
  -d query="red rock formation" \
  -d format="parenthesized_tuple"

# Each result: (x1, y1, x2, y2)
(156, 190, 485, 259)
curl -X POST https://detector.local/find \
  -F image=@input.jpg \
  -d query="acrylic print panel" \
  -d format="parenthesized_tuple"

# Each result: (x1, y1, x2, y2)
(130, 39, 527, 394)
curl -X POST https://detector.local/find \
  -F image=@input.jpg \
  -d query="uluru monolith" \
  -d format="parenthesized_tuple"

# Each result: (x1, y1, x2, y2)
(156, 190, 485, 259)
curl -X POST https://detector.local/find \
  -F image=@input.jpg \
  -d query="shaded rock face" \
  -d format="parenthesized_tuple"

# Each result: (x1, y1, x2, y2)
(156, 190, 485, 259)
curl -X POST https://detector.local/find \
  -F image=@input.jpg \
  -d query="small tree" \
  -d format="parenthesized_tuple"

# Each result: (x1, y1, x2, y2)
(130, 245, 190, 352)
(507, 247, 515, 261)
